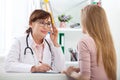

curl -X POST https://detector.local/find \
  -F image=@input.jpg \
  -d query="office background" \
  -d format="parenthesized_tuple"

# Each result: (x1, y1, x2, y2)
(0, 0, 120, 79)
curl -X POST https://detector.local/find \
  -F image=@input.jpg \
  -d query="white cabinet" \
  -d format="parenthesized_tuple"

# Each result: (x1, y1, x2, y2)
(58, 28, 83, 61)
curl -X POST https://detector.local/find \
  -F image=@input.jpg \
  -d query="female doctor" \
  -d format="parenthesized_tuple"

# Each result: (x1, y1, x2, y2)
(5, 9, 65, 73)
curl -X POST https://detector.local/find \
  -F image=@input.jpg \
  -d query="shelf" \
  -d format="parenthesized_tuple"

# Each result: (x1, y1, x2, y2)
(58, 28, 82, 32)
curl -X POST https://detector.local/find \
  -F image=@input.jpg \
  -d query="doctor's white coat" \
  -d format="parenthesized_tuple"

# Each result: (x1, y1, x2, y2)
(5, 34, 65, 72)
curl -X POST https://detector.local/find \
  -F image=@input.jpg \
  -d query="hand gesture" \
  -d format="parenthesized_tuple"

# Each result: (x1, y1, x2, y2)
(31, 63, 52, 72)
(50, 24, 60, 47)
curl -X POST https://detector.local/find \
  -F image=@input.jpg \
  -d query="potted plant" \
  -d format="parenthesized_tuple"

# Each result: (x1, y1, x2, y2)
(58, 14, 72, 28)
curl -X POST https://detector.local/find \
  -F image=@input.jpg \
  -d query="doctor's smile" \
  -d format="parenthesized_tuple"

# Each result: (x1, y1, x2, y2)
(40, 30, 49, 34)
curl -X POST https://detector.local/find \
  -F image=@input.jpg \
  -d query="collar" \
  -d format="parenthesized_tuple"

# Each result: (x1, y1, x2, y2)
(28, 33, 45, 48)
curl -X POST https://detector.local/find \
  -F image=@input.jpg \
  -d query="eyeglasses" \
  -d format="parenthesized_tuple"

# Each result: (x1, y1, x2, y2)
(36, 20, 52, 28)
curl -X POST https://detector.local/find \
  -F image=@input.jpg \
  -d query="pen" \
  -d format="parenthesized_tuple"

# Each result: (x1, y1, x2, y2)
(39, 61, 53, 70)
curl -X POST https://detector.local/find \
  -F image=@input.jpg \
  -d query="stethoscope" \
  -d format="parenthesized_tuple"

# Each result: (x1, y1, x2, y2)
(24, 33, 54, 67)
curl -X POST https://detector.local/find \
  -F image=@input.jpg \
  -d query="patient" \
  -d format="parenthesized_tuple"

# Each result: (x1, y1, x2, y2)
(63, 4, 117, 80)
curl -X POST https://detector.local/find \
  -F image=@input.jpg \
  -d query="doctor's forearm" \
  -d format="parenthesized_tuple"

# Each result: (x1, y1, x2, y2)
(54, 53, 65, 71)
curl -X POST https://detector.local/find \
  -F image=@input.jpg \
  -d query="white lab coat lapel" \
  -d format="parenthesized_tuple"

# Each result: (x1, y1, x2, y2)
(24, 34, 39, 65)
(42, 39, 51, 66)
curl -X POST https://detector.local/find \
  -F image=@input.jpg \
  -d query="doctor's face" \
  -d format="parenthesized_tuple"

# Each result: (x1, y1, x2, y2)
(30, 17, 52, 38)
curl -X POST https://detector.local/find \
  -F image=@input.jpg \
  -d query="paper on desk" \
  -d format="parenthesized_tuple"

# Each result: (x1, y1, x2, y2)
(33, 70, 60, 74)
(46, 70, 61, 74)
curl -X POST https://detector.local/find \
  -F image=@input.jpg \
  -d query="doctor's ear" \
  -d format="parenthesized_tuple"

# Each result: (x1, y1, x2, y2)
(29, 22, 35, 28)
(29, 22, 32, 26)
(29, 23, 32, 27)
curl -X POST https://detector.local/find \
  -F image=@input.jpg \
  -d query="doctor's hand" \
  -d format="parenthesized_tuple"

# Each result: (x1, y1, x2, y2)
(31, 63, 51, 73)
(50, 24, 60, 47)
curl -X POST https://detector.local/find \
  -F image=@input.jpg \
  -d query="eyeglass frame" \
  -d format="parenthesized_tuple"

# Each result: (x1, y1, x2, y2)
(35, 19, 52, 28)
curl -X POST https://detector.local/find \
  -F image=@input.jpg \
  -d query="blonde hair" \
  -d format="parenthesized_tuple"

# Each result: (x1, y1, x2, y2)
(81, 5, 117, 80)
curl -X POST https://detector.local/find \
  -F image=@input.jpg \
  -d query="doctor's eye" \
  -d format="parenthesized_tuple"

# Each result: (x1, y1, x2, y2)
(46, 22, 51, 26)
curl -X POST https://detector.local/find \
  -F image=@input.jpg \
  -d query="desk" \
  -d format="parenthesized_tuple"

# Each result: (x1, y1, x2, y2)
(0, 72, 74, 80)
(0, 57, 75, 80)
(0, 66, 74, 80)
